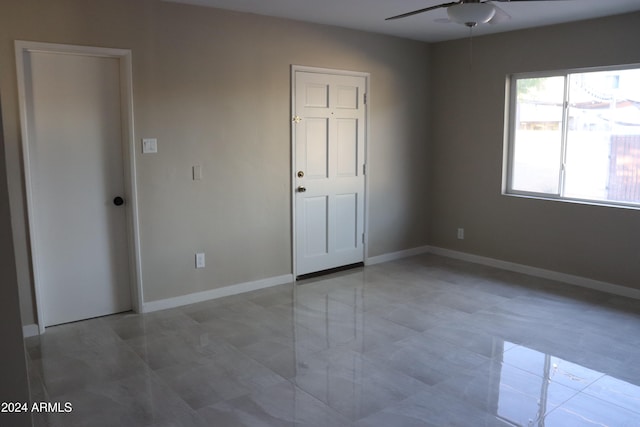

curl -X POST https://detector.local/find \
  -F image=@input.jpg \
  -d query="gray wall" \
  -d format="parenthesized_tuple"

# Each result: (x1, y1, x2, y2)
(0, 0, 431, 323)
(429, 12, 640, 289)
(0, 102, 31, 427)
(2, 1, 638, 330)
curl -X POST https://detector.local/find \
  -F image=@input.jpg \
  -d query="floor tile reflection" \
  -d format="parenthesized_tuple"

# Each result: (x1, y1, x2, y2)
(543, 392, 640, 426)
(24, 254, 640, 426)
(197, 381, 351, 427)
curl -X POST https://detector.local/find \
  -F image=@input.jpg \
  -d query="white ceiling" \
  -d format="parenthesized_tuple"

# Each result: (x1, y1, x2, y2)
(163, 0, 640, 42)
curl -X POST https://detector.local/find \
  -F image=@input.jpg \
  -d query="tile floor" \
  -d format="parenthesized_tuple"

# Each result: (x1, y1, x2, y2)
(25, 254, 640, 426)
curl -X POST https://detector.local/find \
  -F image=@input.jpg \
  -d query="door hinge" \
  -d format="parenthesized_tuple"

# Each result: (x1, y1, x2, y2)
(363, 164, 366, 175)
(364, 93, 367, 105)
(362, 233, 365, 244)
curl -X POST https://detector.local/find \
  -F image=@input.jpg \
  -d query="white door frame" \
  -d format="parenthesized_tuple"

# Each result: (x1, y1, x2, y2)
(290, 65, 370, 278)
(15, 41, 143, 333)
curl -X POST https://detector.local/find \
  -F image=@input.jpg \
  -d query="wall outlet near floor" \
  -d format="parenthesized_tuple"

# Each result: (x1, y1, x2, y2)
(457, 228, 465, 240)
(195, 252, 205, 269)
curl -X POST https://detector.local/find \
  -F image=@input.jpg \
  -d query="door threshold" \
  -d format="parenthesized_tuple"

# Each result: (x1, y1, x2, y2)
(296, 262, 364, 281)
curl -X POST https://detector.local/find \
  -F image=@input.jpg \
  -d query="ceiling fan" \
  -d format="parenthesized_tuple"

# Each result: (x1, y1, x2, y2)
(386, 0, 567, 28)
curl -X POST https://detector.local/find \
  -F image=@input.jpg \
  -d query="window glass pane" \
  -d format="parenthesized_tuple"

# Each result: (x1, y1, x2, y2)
(511, 76, 565, 194)
(565, 69, 640, 204)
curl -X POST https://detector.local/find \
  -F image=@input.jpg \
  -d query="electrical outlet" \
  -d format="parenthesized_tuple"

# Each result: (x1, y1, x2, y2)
(457, 228, 465, 240)
(195, 252, 205, 269)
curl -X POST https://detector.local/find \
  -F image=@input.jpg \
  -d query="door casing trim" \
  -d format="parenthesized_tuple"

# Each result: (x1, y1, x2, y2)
(290, 65, 370, 279)
(15, 41, 143, 333)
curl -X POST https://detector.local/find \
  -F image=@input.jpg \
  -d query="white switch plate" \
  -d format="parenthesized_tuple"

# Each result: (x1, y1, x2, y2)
(142, 138, 158, 154)
(193, 164, 202, 181)
(195, 252, 205, 269)
(457, 228, 465, 240)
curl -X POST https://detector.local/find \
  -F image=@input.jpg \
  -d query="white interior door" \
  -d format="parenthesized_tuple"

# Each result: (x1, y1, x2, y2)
(294, 70, 367, 276)
(22, 49, 132, 327)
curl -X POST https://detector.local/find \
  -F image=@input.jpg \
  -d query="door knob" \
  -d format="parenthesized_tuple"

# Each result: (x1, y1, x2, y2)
(297, 171, 305, 178)
(113, 196, 125, 206)
(297, 186, 307, 193)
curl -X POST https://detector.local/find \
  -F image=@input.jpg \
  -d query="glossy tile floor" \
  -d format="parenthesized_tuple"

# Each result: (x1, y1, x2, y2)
(26, 254, 640, 426)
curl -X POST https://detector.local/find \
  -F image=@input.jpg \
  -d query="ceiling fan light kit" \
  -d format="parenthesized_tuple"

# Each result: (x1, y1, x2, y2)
(447, 3, 496, 27)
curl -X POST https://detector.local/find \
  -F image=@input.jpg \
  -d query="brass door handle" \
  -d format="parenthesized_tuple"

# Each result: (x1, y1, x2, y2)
(297, 186, 307, 193)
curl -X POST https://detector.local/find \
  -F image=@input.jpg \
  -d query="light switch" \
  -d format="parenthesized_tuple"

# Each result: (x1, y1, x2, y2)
(142, 138, 158, 154)
(193, 164, 202, 181)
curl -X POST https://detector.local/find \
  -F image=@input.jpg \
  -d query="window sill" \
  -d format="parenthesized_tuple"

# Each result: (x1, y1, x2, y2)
(502, 192, 640, 211)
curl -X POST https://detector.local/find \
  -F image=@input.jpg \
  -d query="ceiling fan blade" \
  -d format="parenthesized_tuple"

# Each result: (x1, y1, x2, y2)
(491, 0, 570, 2)
(385, 1, 459, 21)
(488, 4, 511, 24)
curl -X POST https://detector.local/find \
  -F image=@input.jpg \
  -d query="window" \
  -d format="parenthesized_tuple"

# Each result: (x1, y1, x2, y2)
(505, 65, 640, 208)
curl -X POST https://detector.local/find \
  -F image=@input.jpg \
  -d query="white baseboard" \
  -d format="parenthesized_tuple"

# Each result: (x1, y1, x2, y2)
(366, 245, 430, 266)
(24, 245, 637, 331)
(142, 274, 294, 313)
(427, 246, 640, 301)
(23, 324, 40, 338)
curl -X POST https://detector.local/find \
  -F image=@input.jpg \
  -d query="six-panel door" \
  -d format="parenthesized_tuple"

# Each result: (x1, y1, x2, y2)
(294, 71, 366, 276)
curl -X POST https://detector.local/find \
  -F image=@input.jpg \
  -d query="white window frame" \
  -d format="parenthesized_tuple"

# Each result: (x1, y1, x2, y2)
(503, 64, 640, 210)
